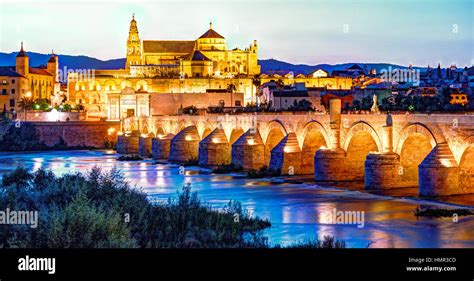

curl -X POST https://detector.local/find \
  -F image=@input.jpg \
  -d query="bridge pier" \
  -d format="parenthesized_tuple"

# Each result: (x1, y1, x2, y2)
(232, 129, 265, 170)
(198, 128, 231, 166)
(269, 132, 302, 175)
(419, 142, 460, 196)
(116, 132, 139, 154)
(314, 148, 350, 181)
(138, 134, 153, 158)
(152, 133, 174, 160)
(364, 152, 402, 189)
(168, 126, 200, 163)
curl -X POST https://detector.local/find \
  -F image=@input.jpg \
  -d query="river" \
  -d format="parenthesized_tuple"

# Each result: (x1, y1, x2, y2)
(0, 150, 473, 248)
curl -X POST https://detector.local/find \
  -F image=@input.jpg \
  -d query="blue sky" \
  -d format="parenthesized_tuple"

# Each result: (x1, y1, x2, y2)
(0, 0, 472, 66)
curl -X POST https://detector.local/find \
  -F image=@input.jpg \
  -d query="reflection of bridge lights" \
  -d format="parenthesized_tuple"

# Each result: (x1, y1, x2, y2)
(107, 127, 116, 136)
(319, 145, 327, 150)
(185, 135, 193, 141)
(157, 134, 164, 139)
(117, 131, 124, 136)
(140, 133, 149, 138)
(247, 138, 255, 145)
(212, 138, 219, 144)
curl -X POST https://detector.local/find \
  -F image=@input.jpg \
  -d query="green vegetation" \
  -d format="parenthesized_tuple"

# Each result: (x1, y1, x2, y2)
(247, 166, 281, 178)
(0, 119, 47, 151)
(212, 164, 244, 174)
(414, 207, 474, 218)
(282, 236, 346, 249)
(0, 167, 271, 248)
(117, 154, 143, 161)
(180, 157, 199, 167)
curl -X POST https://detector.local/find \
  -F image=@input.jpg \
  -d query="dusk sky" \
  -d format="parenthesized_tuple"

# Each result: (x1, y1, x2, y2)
(0, 0, 472, 67)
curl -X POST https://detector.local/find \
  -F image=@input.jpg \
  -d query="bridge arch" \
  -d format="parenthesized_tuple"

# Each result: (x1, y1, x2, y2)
(395, 123, 438, 155)
(459, 145, 474, 192)
(343, 121, 382, 152)
(264, 120, 288, 164)
(395, 123, 438, 185)
(343, 121, 382, 180)
(301, 121, 330, 174)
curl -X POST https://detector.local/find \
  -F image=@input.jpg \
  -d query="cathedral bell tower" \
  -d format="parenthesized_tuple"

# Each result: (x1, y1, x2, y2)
(125, 14, 141, 69)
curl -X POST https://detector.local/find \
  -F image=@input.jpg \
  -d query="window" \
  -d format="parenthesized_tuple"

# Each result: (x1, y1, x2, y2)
(10, 99, 14, 107)
(2, 89, 6, 94)
(235, 101, 241, 107)
(11, 80, 15, 84)
(11, 89, 15, 94)
(2, 80, 6, 85)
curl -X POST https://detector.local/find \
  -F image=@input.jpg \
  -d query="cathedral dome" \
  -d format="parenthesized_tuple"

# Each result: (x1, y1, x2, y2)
(199, 22, 224, 39)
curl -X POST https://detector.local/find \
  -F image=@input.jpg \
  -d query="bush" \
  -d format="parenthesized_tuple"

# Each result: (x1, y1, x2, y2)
(414, 207, 473, 218)
(247, 166, 281, 178)
(117, 155, 142, 161)
(0, 167, 271, 248)
(212, 164, 244, 174)
(283, 236, 346, 249)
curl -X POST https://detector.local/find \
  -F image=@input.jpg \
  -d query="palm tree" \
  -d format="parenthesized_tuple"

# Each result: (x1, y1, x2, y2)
(18, 97, 34, 121)
(252, 76, 261, 110)
(276, 78, 285, 111)
(227, 83, 237, 108)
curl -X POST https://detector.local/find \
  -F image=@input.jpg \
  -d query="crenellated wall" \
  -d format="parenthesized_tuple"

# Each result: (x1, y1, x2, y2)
(117, 108, 474, 196)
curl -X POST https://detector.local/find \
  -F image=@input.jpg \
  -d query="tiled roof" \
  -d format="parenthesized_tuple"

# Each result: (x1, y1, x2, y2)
(184, 50, 210, 61)
(29, 67, 53, 76)
(199, 29, 224, 39)
(142, 40, 195, 54)
(0, 67, 24, 77)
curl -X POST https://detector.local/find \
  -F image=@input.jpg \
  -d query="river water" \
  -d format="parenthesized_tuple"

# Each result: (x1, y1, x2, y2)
(0, 150, 473, 248)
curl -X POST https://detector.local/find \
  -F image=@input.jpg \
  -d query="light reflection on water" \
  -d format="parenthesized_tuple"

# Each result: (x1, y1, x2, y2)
(1, 150, 474, 248)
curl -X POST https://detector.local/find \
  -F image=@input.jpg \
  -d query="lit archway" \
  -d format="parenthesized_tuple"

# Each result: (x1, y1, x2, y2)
(301, 121, 329, 174)
(459, 145, 474, 192)
(344, 122, 381, 180)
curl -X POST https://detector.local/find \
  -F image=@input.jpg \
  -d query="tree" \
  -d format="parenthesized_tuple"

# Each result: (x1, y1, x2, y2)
(275, 78, 285, 110)
(252, 76, 262, 110)
(226, 83, 237, 107)
(18, 97, 34, 121)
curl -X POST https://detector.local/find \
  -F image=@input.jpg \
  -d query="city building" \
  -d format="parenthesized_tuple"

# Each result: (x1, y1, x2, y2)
(67, 16, 260, 120)
(0, 43, 59, 114)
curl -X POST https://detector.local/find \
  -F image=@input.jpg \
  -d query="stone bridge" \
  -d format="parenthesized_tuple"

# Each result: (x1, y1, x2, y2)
(116, 100, 474, 197)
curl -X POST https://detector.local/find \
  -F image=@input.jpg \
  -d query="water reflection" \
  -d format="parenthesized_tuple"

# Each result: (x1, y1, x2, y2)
(0, 150, 473, 248)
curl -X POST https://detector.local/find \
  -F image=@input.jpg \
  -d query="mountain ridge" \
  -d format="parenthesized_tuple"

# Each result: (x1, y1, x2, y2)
(0, 51, 438, 75)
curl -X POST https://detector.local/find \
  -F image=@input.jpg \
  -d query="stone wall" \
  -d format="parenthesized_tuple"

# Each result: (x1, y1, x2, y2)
(150, 92, 245, 115)
(33, 121, 119, 148)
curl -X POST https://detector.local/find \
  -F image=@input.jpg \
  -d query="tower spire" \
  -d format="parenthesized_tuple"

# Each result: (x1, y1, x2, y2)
(209, 22, 213, 30)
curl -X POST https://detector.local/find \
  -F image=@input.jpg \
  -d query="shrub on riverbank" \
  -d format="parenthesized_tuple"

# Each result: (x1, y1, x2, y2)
(0, 120, 47, 151)
(0, 167, 270, 248)
(117, 154, 143, 161)
(414, 207, 474, 218)
(212, 164, 244, 174)
(247, 166, 281, 178)
(283, 236, 346, 249)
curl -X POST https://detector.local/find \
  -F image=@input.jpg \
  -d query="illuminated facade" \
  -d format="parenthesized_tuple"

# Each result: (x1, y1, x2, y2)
(68, 16, 261, 119)
(259, 69, 353, 90)
(0, 43, 59, 114)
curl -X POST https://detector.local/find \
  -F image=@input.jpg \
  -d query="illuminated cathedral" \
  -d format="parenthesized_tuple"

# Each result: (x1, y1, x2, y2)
(67, 15, 260, 119)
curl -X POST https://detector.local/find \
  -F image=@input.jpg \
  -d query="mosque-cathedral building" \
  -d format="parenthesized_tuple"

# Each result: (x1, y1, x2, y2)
(67, 16, 261, 120)
(67, 15, 353, 120)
